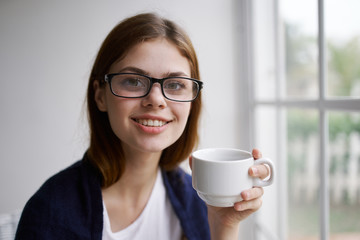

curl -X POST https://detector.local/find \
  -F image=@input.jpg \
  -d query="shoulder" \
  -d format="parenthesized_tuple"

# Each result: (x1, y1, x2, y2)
(30, 159, 100, 204)
(38, 158, 100, 195)
(16, 156, 103, 239)
(23, 160, 85, 209)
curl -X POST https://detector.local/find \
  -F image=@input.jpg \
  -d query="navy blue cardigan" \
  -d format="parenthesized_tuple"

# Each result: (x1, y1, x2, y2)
(15, 154, 210, 239)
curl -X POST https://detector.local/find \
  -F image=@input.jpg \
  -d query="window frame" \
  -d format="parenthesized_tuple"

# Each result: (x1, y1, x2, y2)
(243, 0, 360, 239)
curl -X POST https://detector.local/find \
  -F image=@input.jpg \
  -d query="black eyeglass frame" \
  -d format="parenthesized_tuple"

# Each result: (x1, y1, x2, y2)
(104, 72, 203, 102)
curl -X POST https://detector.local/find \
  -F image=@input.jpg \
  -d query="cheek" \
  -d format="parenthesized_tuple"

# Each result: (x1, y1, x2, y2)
(176, 103, 192, 126)
(105, 97, 133, 129)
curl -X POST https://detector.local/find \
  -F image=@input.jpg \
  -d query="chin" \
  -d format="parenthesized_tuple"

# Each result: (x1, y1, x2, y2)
(137, 140, 175, 154)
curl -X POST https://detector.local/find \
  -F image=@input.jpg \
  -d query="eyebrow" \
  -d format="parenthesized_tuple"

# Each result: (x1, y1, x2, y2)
(117, 66, 148, 75)
(116, 66, 190, 78)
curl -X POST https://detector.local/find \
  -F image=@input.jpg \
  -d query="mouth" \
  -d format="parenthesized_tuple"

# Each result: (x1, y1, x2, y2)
(133, 118, 170, 127)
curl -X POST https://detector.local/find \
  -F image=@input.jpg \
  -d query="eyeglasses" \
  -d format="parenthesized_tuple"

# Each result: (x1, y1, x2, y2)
(104, 73, 203, 102)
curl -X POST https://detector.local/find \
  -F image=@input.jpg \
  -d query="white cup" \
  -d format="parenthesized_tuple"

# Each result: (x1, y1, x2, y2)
(191, 148, 275, 207)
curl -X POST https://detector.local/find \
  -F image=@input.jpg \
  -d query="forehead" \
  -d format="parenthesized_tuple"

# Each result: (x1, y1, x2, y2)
(109, 38, 191, 77)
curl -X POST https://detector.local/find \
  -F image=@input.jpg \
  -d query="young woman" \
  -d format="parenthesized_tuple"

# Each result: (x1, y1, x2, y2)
(15, 13, 269, 240)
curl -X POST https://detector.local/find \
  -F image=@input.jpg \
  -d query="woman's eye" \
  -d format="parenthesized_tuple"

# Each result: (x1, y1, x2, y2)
(164, 80, 186, 90)
(122, 78, 146, 88)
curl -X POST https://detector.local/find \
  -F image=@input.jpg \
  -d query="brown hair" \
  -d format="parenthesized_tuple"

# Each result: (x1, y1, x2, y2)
(86, 13, 202, 187)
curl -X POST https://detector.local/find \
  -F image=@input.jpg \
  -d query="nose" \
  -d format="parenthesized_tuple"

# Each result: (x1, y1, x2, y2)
(141, 83, 167, 109)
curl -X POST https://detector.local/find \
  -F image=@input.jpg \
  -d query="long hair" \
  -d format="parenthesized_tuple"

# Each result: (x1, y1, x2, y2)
(86, 13, 202, 187)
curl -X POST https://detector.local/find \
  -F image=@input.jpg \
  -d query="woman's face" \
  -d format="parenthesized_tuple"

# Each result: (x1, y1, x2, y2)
(95, 38, 192, 155)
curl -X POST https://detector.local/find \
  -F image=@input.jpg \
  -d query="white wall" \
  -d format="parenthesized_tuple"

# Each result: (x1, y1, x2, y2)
(0, 0, 249, 225)
(1, 0, 100, 213)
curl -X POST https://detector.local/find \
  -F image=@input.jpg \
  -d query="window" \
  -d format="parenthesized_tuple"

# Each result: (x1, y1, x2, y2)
(246, 0, 360, 239)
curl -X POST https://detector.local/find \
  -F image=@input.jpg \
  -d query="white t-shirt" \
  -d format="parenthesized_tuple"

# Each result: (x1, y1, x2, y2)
(102, 168, 183, 240)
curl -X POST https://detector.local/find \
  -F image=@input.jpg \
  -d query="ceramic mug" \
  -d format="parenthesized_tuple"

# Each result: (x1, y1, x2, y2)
(191, 148, 275, 207)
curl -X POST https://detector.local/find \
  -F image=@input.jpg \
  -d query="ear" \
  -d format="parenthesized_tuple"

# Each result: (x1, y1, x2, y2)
(94, 80, 107, 112)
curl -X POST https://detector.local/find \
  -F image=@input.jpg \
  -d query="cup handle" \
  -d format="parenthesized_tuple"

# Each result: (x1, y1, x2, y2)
(252, 158, 275, 187)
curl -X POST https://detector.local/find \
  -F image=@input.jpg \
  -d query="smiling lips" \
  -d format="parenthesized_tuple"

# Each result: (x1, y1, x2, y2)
(134, 118, 169, 127)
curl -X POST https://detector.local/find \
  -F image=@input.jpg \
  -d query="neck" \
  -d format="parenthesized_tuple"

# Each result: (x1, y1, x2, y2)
(122, 150, 161, 191)
(101, 148, 163, 232)
(102, 147, 162, 203)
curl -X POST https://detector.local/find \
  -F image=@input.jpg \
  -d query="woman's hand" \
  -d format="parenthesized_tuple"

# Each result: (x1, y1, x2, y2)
(204, 149, 270, 239)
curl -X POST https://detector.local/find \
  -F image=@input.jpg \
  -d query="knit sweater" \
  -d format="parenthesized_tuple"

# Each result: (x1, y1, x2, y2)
(15, 154, 210, 240)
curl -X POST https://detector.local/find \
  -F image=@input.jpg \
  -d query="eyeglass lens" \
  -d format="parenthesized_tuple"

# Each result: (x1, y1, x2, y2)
(109, 74, 199, 101)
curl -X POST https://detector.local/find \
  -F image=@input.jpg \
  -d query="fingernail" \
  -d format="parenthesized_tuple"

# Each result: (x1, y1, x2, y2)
(251, 167, 258, 176)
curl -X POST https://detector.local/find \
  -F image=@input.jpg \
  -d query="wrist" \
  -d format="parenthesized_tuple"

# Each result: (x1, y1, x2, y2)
(208, 209, 240, 239)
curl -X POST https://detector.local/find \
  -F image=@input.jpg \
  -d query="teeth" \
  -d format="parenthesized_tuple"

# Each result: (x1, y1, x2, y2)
(136, 119, 167, 127)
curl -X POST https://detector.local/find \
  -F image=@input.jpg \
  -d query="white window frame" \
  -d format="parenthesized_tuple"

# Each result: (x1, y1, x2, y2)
(239, 0, 360, 239)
